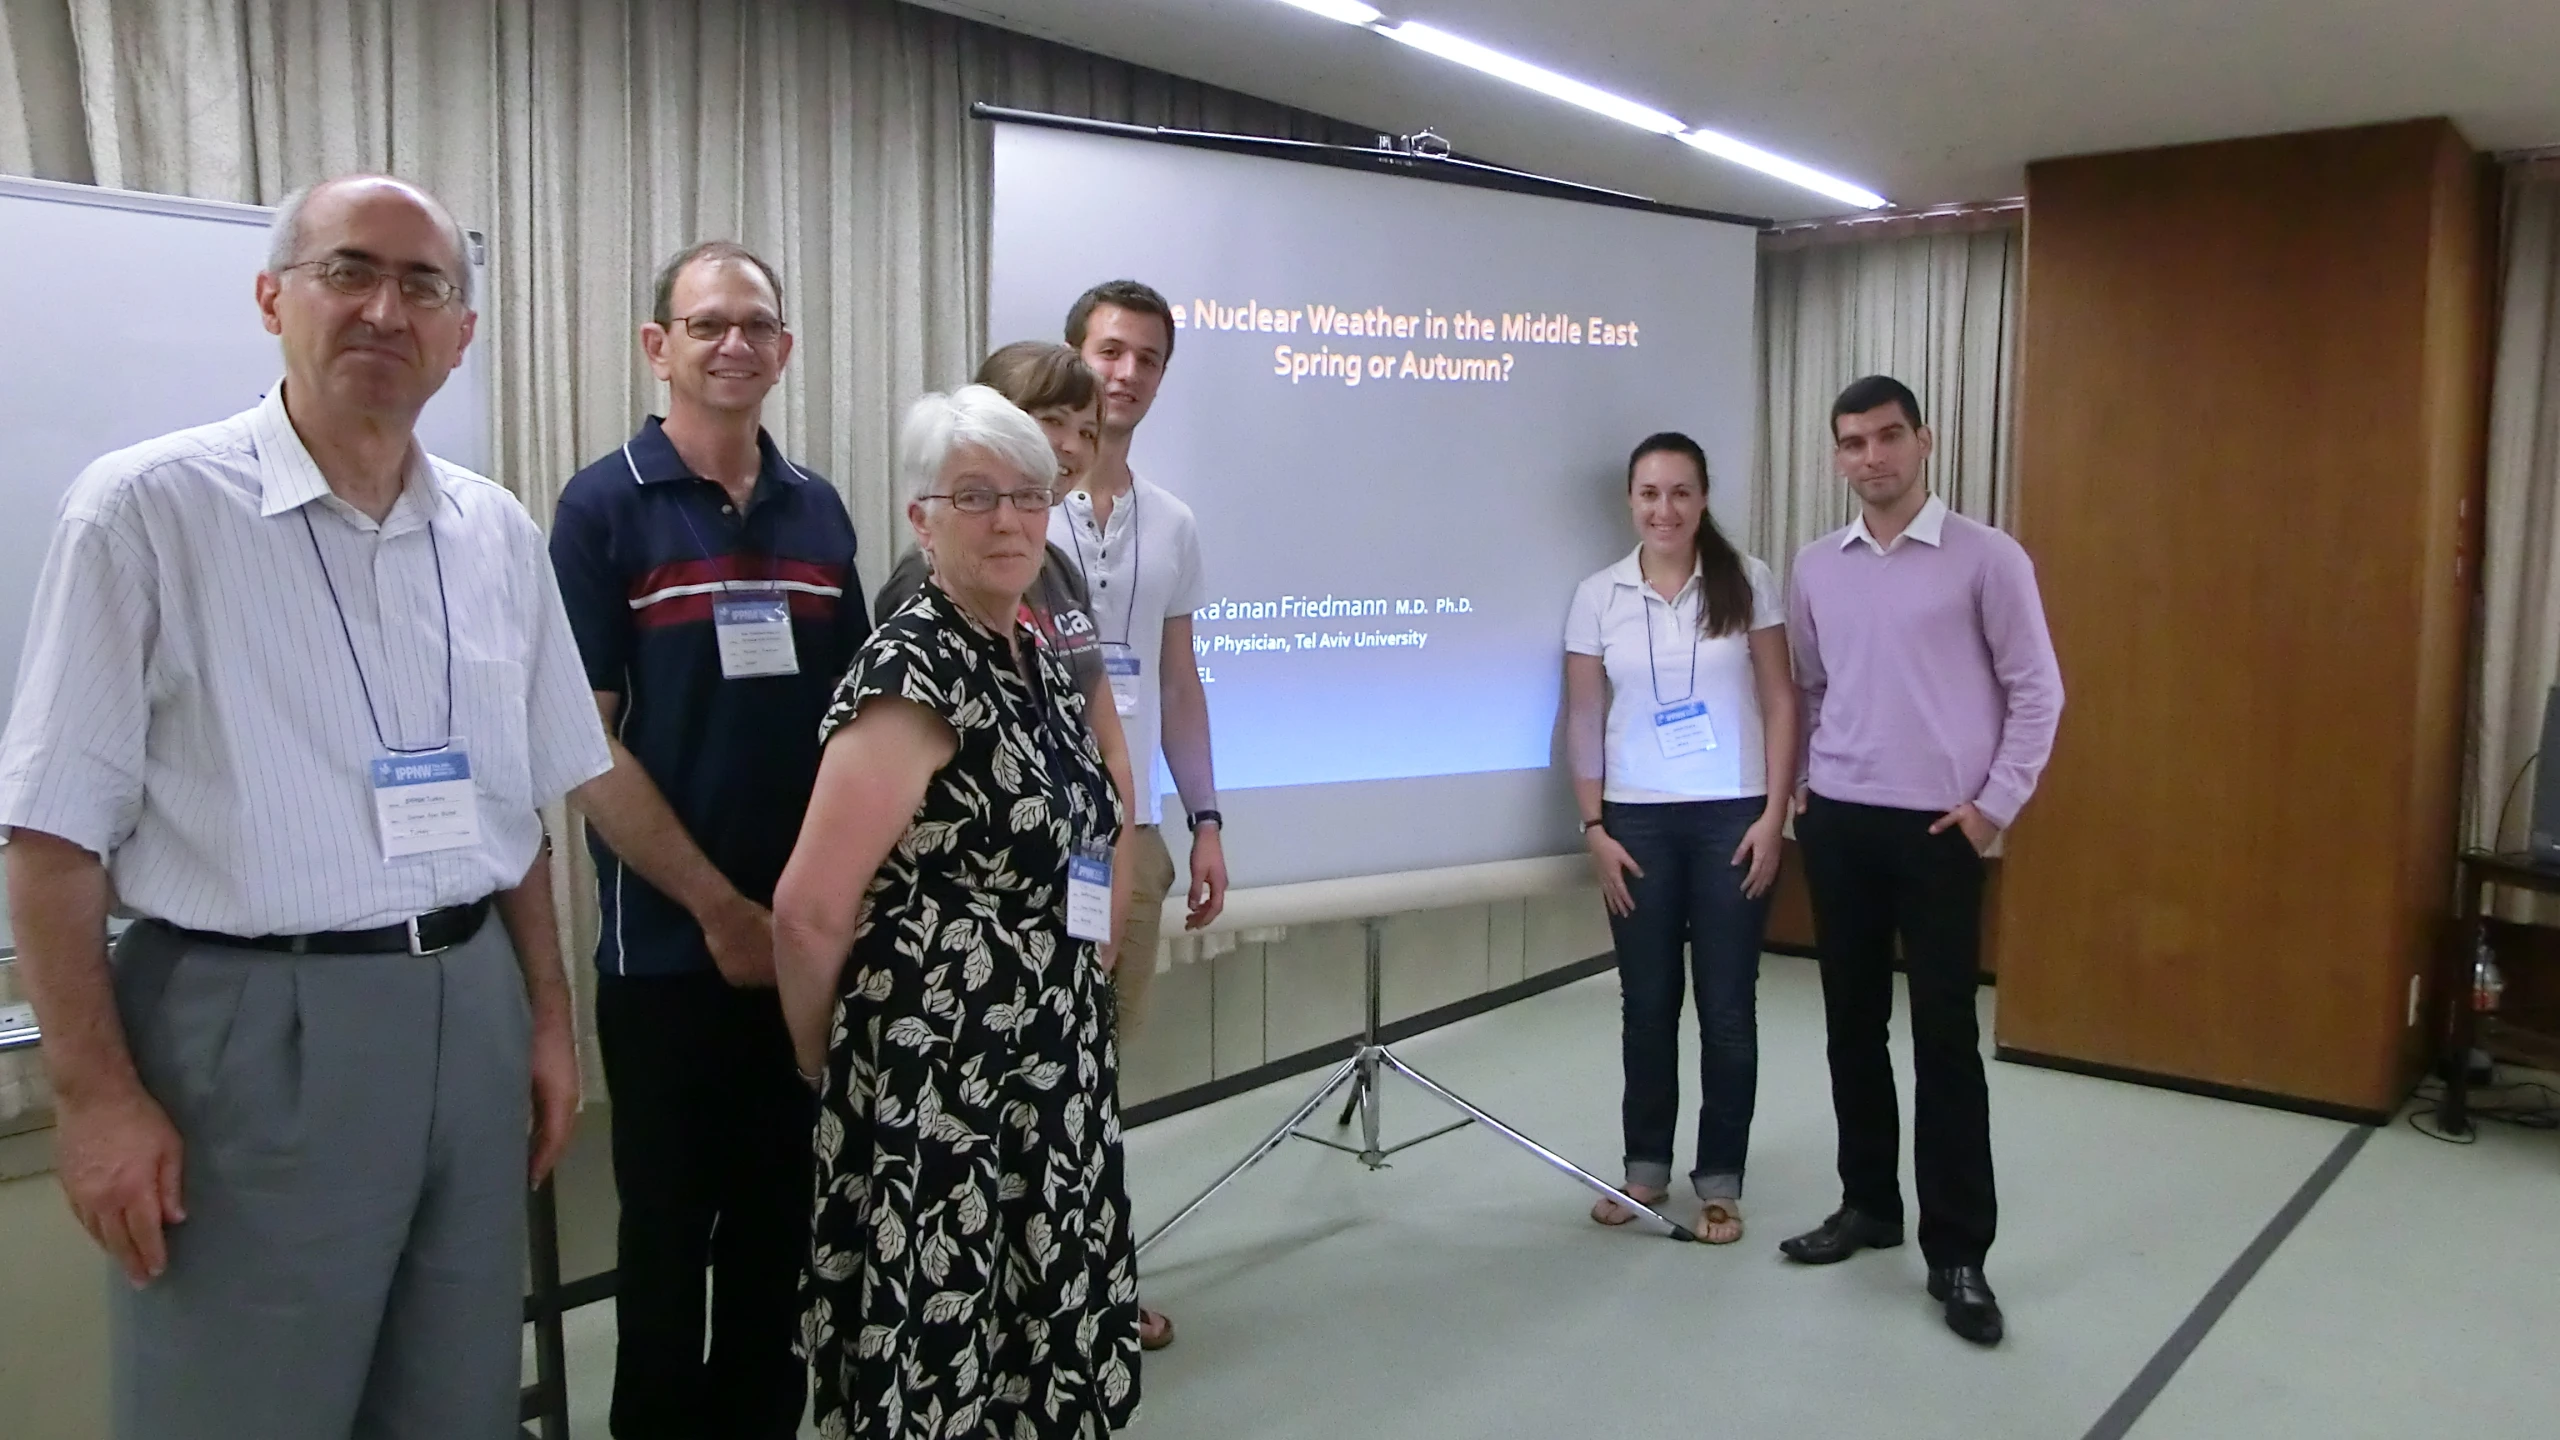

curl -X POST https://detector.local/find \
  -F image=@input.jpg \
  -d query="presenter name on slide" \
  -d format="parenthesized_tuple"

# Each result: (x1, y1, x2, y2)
(1187, 593, 1471, 664)
(1195, 594, 1472, 620)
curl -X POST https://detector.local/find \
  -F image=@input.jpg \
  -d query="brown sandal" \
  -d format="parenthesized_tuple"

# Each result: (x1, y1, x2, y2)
(1589, 1186, 1669, 1227)
(1139, 1307, 1176, 1351)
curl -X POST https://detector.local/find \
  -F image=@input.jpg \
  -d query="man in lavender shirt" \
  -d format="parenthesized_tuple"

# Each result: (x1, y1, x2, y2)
(1777, 375, 2063, 1347)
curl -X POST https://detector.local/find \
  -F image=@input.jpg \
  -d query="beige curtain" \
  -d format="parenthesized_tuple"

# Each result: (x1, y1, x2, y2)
(2470, 164, 2560, 852)
(0, 0, 88, 180)
(1752, 222, 2020, 575)
(0, 0, 1357, 1118)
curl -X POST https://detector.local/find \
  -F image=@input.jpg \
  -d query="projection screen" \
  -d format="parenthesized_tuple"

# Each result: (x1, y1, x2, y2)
(988, 121, 1759, 893)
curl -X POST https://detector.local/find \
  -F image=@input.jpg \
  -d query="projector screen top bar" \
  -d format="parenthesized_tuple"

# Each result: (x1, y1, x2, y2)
(969, 104, 1774, 230)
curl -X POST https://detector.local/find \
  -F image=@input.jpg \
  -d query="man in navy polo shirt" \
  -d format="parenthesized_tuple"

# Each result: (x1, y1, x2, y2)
(550, 240, 867, 1440)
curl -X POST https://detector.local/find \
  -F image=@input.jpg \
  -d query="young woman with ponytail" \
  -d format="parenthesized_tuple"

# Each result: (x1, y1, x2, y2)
(1561, 431, 1797, 1245)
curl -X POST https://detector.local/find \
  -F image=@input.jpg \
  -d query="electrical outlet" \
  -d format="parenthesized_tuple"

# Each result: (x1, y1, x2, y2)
(2407, 975, 2421, 1027)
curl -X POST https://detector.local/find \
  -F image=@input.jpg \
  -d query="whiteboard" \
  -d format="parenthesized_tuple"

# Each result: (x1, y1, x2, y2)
(0, 175, 495, 947)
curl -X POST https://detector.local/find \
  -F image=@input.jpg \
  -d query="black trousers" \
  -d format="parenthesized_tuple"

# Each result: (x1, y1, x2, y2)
(595, 972, 814, 1440)
(1795, 794, 1997, 1269)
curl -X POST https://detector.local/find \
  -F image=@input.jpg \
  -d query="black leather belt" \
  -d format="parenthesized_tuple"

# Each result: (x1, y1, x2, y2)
(161, 898, 493, 957)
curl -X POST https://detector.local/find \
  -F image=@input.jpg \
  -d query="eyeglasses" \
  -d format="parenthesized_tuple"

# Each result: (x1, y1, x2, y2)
(282, 257, 463, 310)
(670, 313, 788, 347)
(925, 487, 1056, 515)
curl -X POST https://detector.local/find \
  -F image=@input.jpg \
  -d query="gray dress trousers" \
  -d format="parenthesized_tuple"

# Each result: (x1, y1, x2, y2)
(107, 916, 532, 1440)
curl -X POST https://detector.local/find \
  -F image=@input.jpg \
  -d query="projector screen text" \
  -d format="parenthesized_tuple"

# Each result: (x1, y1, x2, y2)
(1174, 300, 1645, 388)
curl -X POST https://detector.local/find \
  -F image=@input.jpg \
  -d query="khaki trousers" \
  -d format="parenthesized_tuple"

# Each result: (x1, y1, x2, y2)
(1113, 824, 1180, 1037)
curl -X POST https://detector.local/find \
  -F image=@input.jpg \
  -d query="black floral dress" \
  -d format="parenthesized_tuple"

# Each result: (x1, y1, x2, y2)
(802, 583, 1141, 1439)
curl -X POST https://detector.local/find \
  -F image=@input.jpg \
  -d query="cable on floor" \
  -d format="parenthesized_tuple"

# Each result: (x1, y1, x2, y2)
(2400, 1075, 2560, 1145)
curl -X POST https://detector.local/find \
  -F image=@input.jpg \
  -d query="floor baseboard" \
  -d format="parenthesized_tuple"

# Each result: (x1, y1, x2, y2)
(1994, 1046, 2389, 1126)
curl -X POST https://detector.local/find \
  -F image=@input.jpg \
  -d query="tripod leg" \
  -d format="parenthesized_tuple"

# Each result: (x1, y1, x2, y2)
(1376, 1050, 1697, 1242)
(1357, 1046, 1385, 1163)
(1138, 1055, 1362, 1260)
(1335, 1066, 1364, 1128)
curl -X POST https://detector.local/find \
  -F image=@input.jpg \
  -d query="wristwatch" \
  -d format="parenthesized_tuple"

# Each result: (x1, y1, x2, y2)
(1581, 818, 1607, 834)
(1187, 808, 1223, 833)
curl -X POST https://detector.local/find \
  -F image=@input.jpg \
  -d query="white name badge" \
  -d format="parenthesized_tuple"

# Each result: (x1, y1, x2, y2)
(1653, 700, 1717, 759)
(1103, 650, 1143, 717)
(714, 593, 799, 679)
(371, 747, 481, 860)
(1067, 849, 1113, 943)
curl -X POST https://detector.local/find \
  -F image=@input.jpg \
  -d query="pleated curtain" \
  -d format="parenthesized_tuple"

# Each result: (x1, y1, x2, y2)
(1753, 223, 2020, 575)
(2469, 165, 2560, 853)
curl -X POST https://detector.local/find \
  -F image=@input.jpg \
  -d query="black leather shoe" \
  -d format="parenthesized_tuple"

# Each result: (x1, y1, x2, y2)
(1928, 1265, 2005, 1346)
(1778, 1207, 1905, 1264)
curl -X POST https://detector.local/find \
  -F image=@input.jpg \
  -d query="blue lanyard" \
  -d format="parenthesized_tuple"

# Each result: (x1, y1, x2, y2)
(302, 506, 454, 755)
(629, 441, 777, 587)
(1021, 637, 1083, 832)
(969, 587, 1090, 842)
(1639, 581, 1700, 708)
(1063, 485, 1142, 647)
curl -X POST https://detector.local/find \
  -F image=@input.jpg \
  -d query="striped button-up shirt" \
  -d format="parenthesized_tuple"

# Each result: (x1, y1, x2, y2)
(0, 387, 611, 935)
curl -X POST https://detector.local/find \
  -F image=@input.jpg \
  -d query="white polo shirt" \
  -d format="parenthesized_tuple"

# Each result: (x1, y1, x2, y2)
(1048, 474, 1207, 825)
(0, 387, 612, 935)
(1564, 548, 1784, 803)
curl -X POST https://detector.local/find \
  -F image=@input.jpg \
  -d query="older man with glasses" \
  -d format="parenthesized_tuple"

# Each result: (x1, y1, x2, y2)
(550, 240, 868, 1440)
(0, 173, 612, 1439)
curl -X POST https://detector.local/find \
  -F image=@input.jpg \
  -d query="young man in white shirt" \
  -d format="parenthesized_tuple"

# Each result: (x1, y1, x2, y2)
(1053, 279, 1226, 1354)
(1054, 280, 1229, 1021)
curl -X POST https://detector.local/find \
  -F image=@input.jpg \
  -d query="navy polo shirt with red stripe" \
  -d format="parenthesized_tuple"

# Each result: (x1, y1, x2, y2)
(550, 417, 869, 976)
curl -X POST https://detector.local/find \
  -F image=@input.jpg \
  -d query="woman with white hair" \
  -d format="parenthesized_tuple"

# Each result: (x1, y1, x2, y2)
(775, 386, 1140, 1437)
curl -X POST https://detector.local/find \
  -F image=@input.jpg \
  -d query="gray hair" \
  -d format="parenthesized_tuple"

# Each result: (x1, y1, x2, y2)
(266, 175, 475, 310)
(899, 386, 1059, 503)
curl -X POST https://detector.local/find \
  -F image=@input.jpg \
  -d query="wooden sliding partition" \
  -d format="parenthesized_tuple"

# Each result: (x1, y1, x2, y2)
(1994, 119, 2492, 1116)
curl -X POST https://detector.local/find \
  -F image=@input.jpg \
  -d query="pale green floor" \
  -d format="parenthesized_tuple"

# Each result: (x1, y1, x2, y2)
(547, 954, 2560, 1440)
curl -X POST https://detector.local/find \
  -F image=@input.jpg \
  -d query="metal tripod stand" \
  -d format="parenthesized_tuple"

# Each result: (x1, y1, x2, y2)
(1136, 915, 1695, 1257)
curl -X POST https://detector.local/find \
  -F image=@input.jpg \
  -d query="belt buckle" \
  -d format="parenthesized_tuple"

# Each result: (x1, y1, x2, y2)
(407, 913, 447, 957)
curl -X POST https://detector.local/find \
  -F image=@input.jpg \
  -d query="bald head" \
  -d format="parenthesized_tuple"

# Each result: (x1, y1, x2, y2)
(267, 175, 473, 309)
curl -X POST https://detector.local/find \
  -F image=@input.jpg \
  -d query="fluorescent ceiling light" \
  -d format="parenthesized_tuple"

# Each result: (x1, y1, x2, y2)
(1679, 128, 1888, 210)
(1260, 1, 1895, 209)
(1275, 0, 1382, 23)
(1378, 21, 1685, 136)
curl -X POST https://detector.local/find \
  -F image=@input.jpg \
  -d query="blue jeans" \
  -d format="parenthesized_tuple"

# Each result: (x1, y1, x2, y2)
(1602, 798, 1771, 1200)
